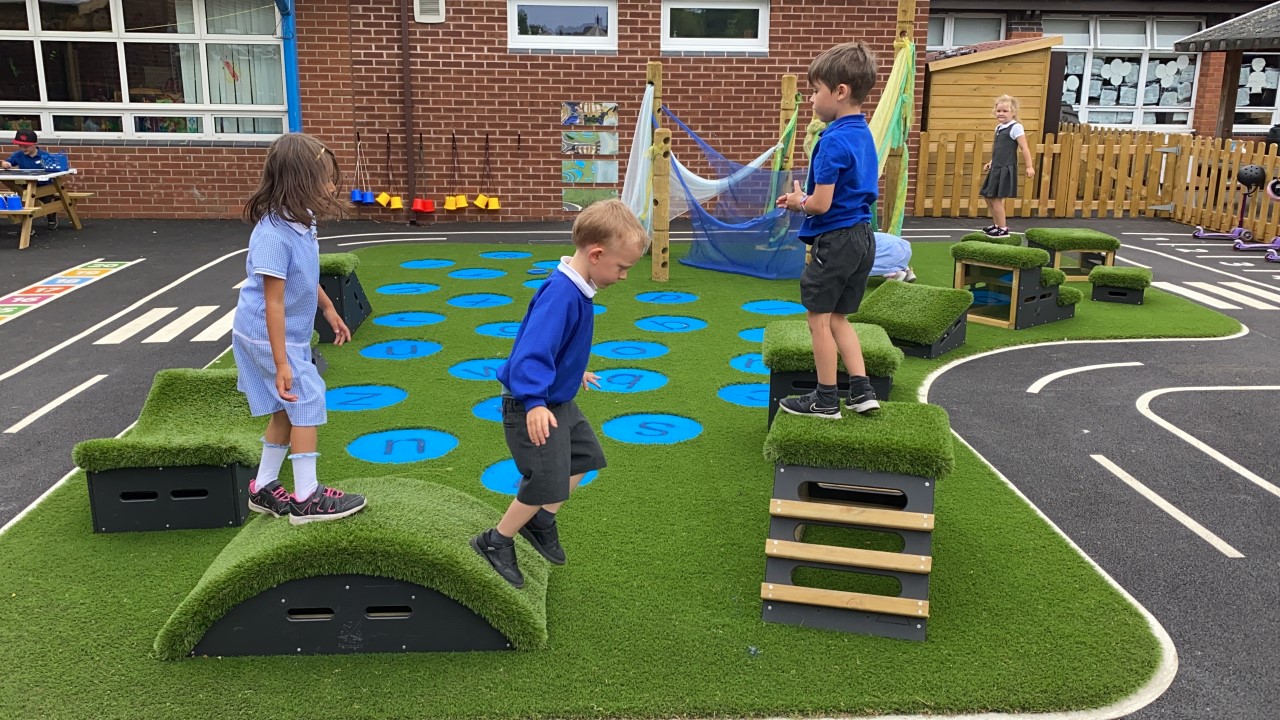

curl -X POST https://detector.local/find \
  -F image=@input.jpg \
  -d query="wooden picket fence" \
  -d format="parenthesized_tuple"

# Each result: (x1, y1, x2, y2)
(914, 125, 1280, 241)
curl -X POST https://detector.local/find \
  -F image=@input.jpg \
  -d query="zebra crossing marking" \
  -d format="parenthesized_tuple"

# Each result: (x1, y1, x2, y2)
(191, 308, 235, 342)
(93, 307, 177, 344)
(1185, 282, 1279, 310)
(142, 306, 219, 343)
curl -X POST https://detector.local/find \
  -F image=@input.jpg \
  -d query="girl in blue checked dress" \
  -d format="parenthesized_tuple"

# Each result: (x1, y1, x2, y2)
(234, 133, 367, 524)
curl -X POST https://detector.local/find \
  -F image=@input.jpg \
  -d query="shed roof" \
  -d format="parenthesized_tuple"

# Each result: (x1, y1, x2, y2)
(1174, 1, 1280, 52)
(926, 36, 1062, 72)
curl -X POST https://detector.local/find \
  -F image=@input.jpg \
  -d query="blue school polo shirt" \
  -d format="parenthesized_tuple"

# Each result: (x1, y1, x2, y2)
(801, 113, 878, 239)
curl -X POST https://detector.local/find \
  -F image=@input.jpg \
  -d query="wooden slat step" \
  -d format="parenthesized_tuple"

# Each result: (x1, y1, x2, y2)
(770, 498, 934, 531)
(766, 539, 932, 574)
(761, 583, 929, 618)
(66, 192, 95, 199)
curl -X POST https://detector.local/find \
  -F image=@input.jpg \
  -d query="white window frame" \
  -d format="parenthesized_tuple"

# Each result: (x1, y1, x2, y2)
(1231, 53, 1280, 133)
(1048, 15, 1203, 132)
(0, 0, 287, 141)
(926, 13, 1005, 52)
(660, 0, 769, 53)
(507, 0, 618, 51)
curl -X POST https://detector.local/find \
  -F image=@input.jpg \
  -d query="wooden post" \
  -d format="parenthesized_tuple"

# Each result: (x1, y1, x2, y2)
(652, 128, 672, 282)
(1216, 50, 1243, 139)
(778, 74, 798, 173)
(647, 61, 662, 131)
(896, 0, 917, 44)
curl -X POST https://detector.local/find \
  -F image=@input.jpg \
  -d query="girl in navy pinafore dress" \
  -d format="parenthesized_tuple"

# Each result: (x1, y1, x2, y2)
(233, 133, 367, 525)
(979, 95, 1036, 237)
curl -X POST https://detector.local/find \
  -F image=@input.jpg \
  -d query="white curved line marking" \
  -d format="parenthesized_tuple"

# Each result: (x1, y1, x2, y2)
(1136, 386, 1280, 500)
(1026, 362, 1144, 394)
(1090, 454, 1244, 558)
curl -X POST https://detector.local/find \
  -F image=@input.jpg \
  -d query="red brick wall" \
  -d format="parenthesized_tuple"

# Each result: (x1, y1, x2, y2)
(63, 0, 926, 222)
(1193, 51, 1226, 137)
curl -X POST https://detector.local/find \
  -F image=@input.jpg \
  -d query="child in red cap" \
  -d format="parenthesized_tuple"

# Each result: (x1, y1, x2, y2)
(3, 130, 61, 230)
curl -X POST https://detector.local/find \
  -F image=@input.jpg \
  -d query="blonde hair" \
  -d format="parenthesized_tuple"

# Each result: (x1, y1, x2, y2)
(994, 95, 1021, 118)
(808, 41, 877, 104)
(572, 199, 649, 252)
(244, 133, 344, 225)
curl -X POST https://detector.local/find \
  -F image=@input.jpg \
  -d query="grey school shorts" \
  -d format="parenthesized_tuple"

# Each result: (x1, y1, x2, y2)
(502, 396, 607, 506)
(799, 223, 875, 314)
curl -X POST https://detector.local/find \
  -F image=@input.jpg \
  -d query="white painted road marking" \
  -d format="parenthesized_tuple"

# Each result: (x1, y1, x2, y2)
(1090, 454, 1244, 559)
(93, 307, 177, 345)
(1185, 282, 1279, 309)
(142, 306, 219, 343)
(1026, 362, 1145, 394)
(4, 374, 108, 434)
(1136, 386, 1280, 500)
(1221, 282, 1280, 302)
(191, 308, 236, 342)
(1152, 282, 1239, 309)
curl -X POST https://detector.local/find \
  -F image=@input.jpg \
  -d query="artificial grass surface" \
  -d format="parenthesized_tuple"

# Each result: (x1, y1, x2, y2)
(71, 369, 261, 472)
(760, 321, 904, 375)
(318, 252, 360, 276)
(1040, 267, 1066, 287)
(1090, 266, 1154, 289)
(1058, 286, 1084, 306)
(1025, 227, 1121, 251)
(155, 478, 549, 659)
(763, 402, 954, 479)
(847, 281, 974, 345)
(959, 230, 1021, 246)
(0, 240, 1241, 720)
(950, 240, 1051, 269)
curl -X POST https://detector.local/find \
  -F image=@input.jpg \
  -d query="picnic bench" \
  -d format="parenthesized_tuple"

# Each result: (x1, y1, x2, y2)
(0, 168, 93, 250)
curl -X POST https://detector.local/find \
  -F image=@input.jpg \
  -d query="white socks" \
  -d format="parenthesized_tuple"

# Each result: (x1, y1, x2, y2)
(289, 452, 319, 502)
(255, 439, 290, 489)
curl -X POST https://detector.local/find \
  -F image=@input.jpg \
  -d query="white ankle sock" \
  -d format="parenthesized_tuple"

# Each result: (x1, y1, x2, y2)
(255, 440, 289, 490)
(289, 452, 319, 501)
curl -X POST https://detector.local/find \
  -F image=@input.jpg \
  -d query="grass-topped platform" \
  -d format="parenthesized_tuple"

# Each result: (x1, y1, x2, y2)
(848, 281, 974, 359)
(1024, 228, 1120, 280)
(764, 402, 954, 479)
(960, 230, 1022, 246)
(0, 239, 1241, 720)
(318, 252, 360, 277)
(317, 252, 371, 342)
(949, 240, 1051, 270)
(71, 368, 260, 533)
(155, 478, 548, 659)
(1090, 266, 1154, 305)
(761, 321, 903, 423)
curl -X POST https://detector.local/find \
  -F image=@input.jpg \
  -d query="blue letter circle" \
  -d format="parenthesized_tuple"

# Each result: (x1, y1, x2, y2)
(327, 385, 408, 411)
(602, 414, 702, 445)
(347, 429, 459, 464)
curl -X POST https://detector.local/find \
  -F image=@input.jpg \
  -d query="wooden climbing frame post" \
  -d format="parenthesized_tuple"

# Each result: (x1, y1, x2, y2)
(651, 128, 671, 282)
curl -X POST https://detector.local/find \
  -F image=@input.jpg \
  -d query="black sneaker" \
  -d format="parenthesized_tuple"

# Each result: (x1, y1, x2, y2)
(986, 226, 1010, 237)
(847, 382, 881, 414)
(46, 214, 58, 231)
(287, 484, 367, 525)
(248, 478, 291, 517)
(982, 224, 998, 234)
(778, 390, 842, 419)
(520, 517, 566, 565)
(470, 529, 525, 588)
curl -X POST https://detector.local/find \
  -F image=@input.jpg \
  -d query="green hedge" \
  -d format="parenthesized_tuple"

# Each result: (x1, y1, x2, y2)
(763, 402, 955, 479)
(1024, 228, 1120, 252)
(1040, 267, 1066, 287)
(960, 230, 1022, 247)
(848, 281, 974, 345)
(1089, 266, 1153, 289)
(319, 252, 360, 276)
(761, 321, 904, 376)
(950, 241, 1051, 269)
(72, 369, 261, 472)
(153, 478, 550, 660)
(1057, 286, 1084, 306)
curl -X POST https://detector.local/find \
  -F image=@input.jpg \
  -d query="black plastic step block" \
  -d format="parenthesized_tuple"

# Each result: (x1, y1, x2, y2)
(87, 463, 253, 533)
(315, 271, 372, 343)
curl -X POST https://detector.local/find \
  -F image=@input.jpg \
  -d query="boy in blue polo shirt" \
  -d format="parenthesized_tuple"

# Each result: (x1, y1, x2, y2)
(2, 129, 61, 230)
(776, 41, 882, 419)
(471, 199, 649, 588)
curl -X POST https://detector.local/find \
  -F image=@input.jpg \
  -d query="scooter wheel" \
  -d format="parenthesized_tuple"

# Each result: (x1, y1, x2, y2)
(1240, 230, 1254, 242)
(1268, 179, 1280, 201)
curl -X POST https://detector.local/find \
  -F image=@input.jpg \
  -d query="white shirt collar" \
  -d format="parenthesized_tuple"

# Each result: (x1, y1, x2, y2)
(557, 256, 597, 298)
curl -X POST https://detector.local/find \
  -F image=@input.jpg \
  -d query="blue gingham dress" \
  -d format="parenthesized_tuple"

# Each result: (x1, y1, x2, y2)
(231, 213, 327, 426)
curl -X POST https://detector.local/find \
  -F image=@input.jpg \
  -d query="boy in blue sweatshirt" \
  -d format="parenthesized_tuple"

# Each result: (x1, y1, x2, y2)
(472, 199, 649, 588)
(3, 129, 60, 230)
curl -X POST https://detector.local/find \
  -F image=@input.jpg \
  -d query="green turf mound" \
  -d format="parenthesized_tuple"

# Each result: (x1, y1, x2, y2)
(1040, 267, 1066, 287)
(1058, 286, 1084, 306)
(71, 369, 260, 472)
(1090, 266, 1153, 289)
(318, 252, 360, 276)
(761, 321, 904, 376)
(950, 241, 1051, 269)
(960, 230, 1022, 246)
(763, 402, 955, 479)
(153, 477, 549, 660)
(848, 281, 974, 345)
(1024, 227, 1121, 252)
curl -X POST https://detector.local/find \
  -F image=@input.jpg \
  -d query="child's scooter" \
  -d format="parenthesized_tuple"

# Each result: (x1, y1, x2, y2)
(1192, 163, 1267, 242)
(1235, 177, 1280, 250)
(1266, 248, 1280, 263)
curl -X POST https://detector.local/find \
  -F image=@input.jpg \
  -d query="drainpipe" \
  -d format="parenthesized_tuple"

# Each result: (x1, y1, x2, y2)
(401, 0, 417, 223)
(276, 0, 303, 132)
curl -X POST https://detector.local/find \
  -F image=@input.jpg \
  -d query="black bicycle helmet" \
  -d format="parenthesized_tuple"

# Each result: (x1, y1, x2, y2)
(1237, 163, 1267, 190)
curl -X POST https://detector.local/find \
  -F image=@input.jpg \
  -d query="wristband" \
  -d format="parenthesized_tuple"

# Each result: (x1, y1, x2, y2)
(798, 194, 809, 214)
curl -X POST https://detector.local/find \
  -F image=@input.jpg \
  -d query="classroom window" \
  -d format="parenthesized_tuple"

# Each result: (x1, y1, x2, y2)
(508, 0, 617, 51)
(661, 1, 769, 53)
(0, 0, 287, 139)
(1049, 15, 1202, 130)
(1233, 54, 1280, 131)
(925, 14, 1004, 51)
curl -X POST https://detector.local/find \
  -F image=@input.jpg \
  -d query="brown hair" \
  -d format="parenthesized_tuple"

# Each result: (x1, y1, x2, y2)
(571, 199, 649, 252)
(994, 94, 1020, 118)
(243, 133, 343, 225)
(808, 41, 877, 104)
